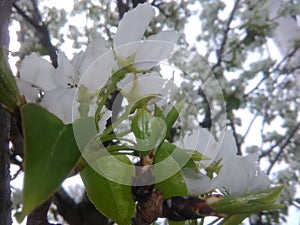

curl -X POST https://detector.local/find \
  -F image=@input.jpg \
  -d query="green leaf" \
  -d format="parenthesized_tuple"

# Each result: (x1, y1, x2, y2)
(132, 108, 166, 153)
(16, 103, 81, 222)
(169, 221, 186, 225)
(132, 109, 153, 139)
(210, 186, 285, 216)
(165, 99, 185, 138)
(155, 143, 188, 225)
(0, 48, 23, 112)
(156, 142, 207, 170)
(154, 143, 188, 198)
(80, 155, 135, 225)
(154, 103, 165, 119)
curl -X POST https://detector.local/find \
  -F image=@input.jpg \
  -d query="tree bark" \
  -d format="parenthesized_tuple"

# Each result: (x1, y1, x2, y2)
(0, 108, 12, 225)
(0, 0, 14, 225)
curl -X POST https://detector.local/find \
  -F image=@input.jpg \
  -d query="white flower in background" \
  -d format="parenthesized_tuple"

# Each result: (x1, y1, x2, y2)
(113, 3, 179, 71)
(180, 128, 270, 195)
(19, 37, 113, 124)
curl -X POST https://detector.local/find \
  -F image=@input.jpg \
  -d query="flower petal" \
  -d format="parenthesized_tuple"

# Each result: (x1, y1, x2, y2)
(54, 52, 75, 88)
(117, 72, 165, 103)
(40, 89, 76, 124)
(215, 131, 238, 164)
(20, 53, 57, 90)
(114, 3, 154, 57)
(135, 30, 179, 70)
(80, 51, 115, 91)
(182, 168, 212, 195)
(80, 37, 108, 74)
(211, 153, 261, 195)
(16, 78, 39, 102)
(182, 128, 218, 167)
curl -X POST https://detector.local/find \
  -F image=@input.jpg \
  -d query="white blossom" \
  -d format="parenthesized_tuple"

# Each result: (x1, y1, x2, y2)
(180, 128, 270, 195)
(113, 3, 179, 71)
(19, 37, 112, 124)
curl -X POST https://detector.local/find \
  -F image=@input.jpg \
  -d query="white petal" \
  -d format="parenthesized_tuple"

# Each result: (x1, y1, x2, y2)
(80, 37, 108, 74)
(182, 128, 217, 167)
(80, 51, 115, 91)
(117, 72, 165, 103)
(16, 78, 39, 102)
(20, 53, 57, 90)
(215, 131, 238, 164)
(40, 89, 76, 124)
(54, 52, 75, 88)
(114, 3, 154, 57)
(211, 153, 260, 195)
(247, 171, 270, 192)
(135, 30, 179, 70)
(72, 51, 85, 75)
(182, 168, 212, 195)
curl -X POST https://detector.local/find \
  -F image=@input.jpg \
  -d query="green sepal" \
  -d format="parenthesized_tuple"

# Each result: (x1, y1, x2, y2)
(165, 99, 185, 138)
(210, 186, 285, 216)
(0, 48, 23, 112)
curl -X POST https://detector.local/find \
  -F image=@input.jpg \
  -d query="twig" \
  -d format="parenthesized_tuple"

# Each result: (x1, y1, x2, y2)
(266, 122, 300, 174)
(212, 0, 241, 71)
(260, 122, 300, 158)
(229, 118, 242, 155)
(13, 1, 58, 67)
(239, 113, 258, 146)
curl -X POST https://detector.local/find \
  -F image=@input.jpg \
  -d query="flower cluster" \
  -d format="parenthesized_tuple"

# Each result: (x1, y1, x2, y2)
(17, 2, 270, 198)
(180, 128, 270, 195)
(18, 3, 178, 124)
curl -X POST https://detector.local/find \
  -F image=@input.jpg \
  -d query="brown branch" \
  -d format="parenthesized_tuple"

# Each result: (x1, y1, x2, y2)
(131, 190, 163, 225)
(0, 106, 12, 225)
(26, 199, 54, 225)
(212, 0, 241, 71)
(0, 1, 14, 224)
(53, 187, 109, 225)
(229, 117, 242, 155)
(244, 46, 299, 98)
(266, 122, 300, 174)
(13, 1, 58, 67)
(117, 0, 129, 20)
(239, 113, 258, 146)
(260, 122, 300, 158)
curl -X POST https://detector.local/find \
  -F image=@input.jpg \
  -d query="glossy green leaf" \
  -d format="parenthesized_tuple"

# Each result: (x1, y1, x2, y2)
(156, 142, 207, 169)
(16, 103, 81, 222)
(155, 144, 188, 225)
(132, 108, 153, 139)
(164, 99, 185, 137)
(154, 143, 188, 198)
(80, 155, 135, 225)
(132, 108, 166, 153)
(154, 103, 165, 119)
